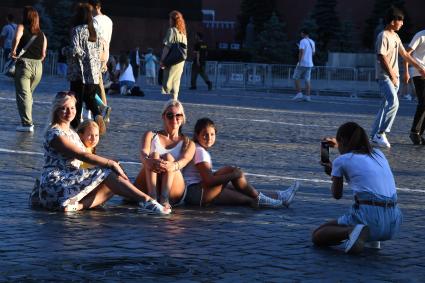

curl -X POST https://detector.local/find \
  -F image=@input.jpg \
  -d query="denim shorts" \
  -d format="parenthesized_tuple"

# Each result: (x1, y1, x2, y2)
(338, 192, 403, 241)
(183, 183, 204, 207)
(293, 66, 312, 81)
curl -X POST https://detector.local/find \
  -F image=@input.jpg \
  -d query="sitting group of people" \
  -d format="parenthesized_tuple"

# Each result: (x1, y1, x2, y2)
(30, 92, 402, 255)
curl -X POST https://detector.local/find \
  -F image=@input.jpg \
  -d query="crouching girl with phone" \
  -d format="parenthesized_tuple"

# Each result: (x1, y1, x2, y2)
(312, 122, 402, 254)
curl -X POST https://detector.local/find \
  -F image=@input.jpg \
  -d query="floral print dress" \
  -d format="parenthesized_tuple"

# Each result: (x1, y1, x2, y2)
(35, 127, 111, 210)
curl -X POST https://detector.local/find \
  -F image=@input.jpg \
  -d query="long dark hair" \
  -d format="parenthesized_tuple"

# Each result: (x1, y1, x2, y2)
(73, 3, 96, 42)
(193, 118, 217, 143)
(336, 122, 373, 155)
(23, 6, 40, 34)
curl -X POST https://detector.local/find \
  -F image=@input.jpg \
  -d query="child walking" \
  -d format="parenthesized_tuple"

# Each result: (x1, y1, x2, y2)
(182, 118, 299, 208)
(77, 120, 100, 169)
(313, 122, 403, 254)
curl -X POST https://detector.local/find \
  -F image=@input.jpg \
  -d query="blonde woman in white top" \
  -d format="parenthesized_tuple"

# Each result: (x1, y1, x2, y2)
(134, 100, 195, 213)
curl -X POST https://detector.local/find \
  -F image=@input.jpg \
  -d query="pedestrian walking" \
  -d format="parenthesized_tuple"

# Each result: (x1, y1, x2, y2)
(68, 3, 105, 134)
(0, 14, 17, 65)
(11, 6, 47, 132)
(182, 118, 299, 208)
(114, 52, 135, 95)
(29, 91, 169, 214)
(88, 0, 113, 122)
(130, 46, 141, 82)
(371, 6, 425, 148)
(160, 10, 187, 100)
(144, 47, 158, 85)
(292, 29, 315, 102)
(403, 29, 425, 145)
(189, 32, 212, 91)
(56, 41, 68, 77)
(314, 122, 403, 254)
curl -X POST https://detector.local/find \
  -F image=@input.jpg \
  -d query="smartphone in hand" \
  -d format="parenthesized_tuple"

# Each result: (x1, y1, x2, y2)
(320, 141, 330, 163)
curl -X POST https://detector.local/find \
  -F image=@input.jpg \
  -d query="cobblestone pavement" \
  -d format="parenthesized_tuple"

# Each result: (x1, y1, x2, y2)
(0, 76, 424, 282)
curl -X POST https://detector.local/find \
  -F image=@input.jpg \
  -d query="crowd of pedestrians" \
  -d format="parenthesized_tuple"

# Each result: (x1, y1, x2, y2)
(2, 3, 425, 256)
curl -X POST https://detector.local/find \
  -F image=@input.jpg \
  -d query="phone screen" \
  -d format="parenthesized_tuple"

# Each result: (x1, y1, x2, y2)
(320, 141, 330, 163)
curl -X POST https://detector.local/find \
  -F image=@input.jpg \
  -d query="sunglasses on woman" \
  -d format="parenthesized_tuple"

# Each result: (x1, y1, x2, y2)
(165, 112, 184, 120)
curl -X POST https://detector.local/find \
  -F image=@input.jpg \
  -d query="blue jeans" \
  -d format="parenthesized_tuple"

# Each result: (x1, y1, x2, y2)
(371, 78, 400, 136)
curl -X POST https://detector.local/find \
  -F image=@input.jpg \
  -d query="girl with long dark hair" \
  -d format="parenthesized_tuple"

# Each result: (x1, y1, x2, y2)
(313, 122, 402, 254)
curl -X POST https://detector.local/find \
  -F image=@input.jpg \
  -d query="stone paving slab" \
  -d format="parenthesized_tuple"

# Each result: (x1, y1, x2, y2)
(0, 76, 424, 281)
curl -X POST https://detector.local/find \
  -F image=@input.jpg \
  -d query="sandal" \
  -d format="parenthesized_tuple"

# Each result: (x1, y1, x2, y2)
(139, 199, 171, 215)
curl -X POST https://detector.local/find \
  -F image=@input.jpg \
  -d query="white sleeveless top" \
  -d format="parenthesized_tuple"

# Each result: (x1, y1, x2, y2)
(150, 133, 183, 160)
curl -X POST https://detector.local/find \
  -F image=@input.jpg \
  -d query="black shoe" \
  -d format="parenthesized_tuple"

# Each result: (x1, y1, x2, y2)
(189, 87, 196, 90)
(207, 81, 212, 91)
(409, 132, 421, 145)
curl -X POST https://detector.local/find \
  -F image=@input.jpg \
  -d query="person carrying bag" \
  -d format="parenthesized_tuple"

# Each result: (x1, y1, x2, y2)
(3, 34, 36, 77)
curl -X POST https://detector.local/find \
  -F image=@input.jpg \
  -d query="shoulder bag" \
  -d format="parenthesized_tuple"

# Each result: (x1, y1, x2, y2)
(3, 34, 37, 77)
(162, 29, 187, 67)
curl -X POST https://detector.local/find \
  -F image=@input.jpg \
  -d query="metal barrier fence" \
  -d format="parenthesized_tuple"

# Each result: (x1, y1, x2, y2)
(1, 47, 378, 95)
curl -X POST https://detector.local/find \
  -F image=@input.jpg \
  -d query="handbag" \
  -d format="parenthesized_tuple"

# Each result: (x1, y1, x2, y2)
(3, 34, 37, 77)
(162, 29, 187, 67)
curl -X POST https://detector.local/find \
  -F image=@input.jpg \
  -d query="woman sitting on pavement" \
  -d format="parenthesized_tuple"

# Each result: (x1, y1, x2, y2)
(134, 99, 196, 213)
(182, 118, 299, 208)
(30, 91, 169, 214)
(313, 122, 403, 254)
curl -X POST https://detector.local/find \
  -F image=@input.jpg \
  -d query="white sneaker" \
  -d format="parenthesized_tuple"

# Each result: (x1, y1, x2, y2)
(139, 199, 171, 215)
(258, 192, 283, 208)
(292, 92, 304, 101)
(16, 125, 34, 132)
(371, 133, 391, 148)
(277, 180, 300, 207)
(344, 224, 370, 254)
(304, 96, 312, 102)
(403, 94, 412, 101)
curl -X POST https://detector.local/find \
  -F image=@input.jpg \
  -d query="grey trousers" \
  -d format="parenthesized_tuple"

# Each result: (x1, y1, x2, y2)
(14, 58, 43, 126)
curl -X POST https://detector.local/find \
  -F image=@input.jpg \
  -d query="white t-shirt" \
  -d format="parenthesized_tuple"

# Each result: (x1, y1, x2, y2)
(408, 30, 425, 77)
(183, 144, 212, 186)
(93, 14, 113, 60)
(331, 149, 396, 198)
(1, 23, 17, 49)
(298, 37, 315, 67)
(115, 63, 135, 82)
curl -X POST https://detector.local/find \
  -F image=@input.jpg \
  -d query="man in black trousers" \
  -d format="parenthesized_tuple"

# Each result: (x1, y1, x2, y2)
(190, 32, 212, 90)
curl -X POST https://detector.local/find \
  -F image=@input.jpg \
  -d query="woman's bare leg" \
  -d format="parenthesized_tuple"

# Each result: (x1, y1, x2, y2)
(201, 183, 256, 207)
(215, 166, 258, 199)
(160, 154, 186, 206)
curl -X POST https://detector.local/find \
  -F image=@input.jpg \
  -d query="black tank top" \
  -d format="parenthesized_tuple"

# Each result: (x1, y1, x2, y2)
(17, 26, 44, 60)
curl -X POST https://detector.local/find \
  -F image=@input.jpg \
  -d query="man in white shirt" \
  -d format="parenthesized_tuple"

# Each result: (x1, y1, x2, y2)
(404, 29, 425, 145)
(0, 14, 17, 64)
(88, 0, 113, 121)
(292, 29, 315, 102)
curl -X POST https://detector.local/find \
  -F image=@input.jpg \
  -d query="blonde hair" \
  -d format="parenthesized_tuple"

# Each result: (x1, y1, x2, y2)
(76, 120, 99, 135)
(161, 99, 186, 125)
(49, 92, 77, 127)
(169, 10, 186, 35)
(161, 99, 190, 152)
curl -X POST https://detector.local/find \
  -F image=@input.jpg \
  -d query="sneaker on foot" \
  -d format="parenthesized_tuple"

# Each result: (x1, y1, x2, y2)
(95, 115, 106, 135)
(103, 106, 112, 124)
(139, 199, 171, 215)
(278, 180, 300, 207)
(409, 132, 421, 145)
(364, 241, 381, 250)
(292, 92, 304, 101)
(304, 95, 312, 102)
(16, 125, 34, 132)
(258, 192, 283, 208)
(344, 224, 370, 254)
(371, 133, 391, 148)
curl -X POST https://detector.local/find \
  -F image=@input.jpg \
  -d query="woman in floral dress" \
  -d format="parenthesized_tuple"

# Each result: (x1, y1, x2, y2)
(32, 91, 169, 214)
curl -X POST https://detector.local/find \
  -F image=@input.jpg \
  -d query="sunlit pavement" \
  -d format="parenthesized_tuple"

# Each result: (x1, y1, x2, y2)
(0, 76, 424, 281)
